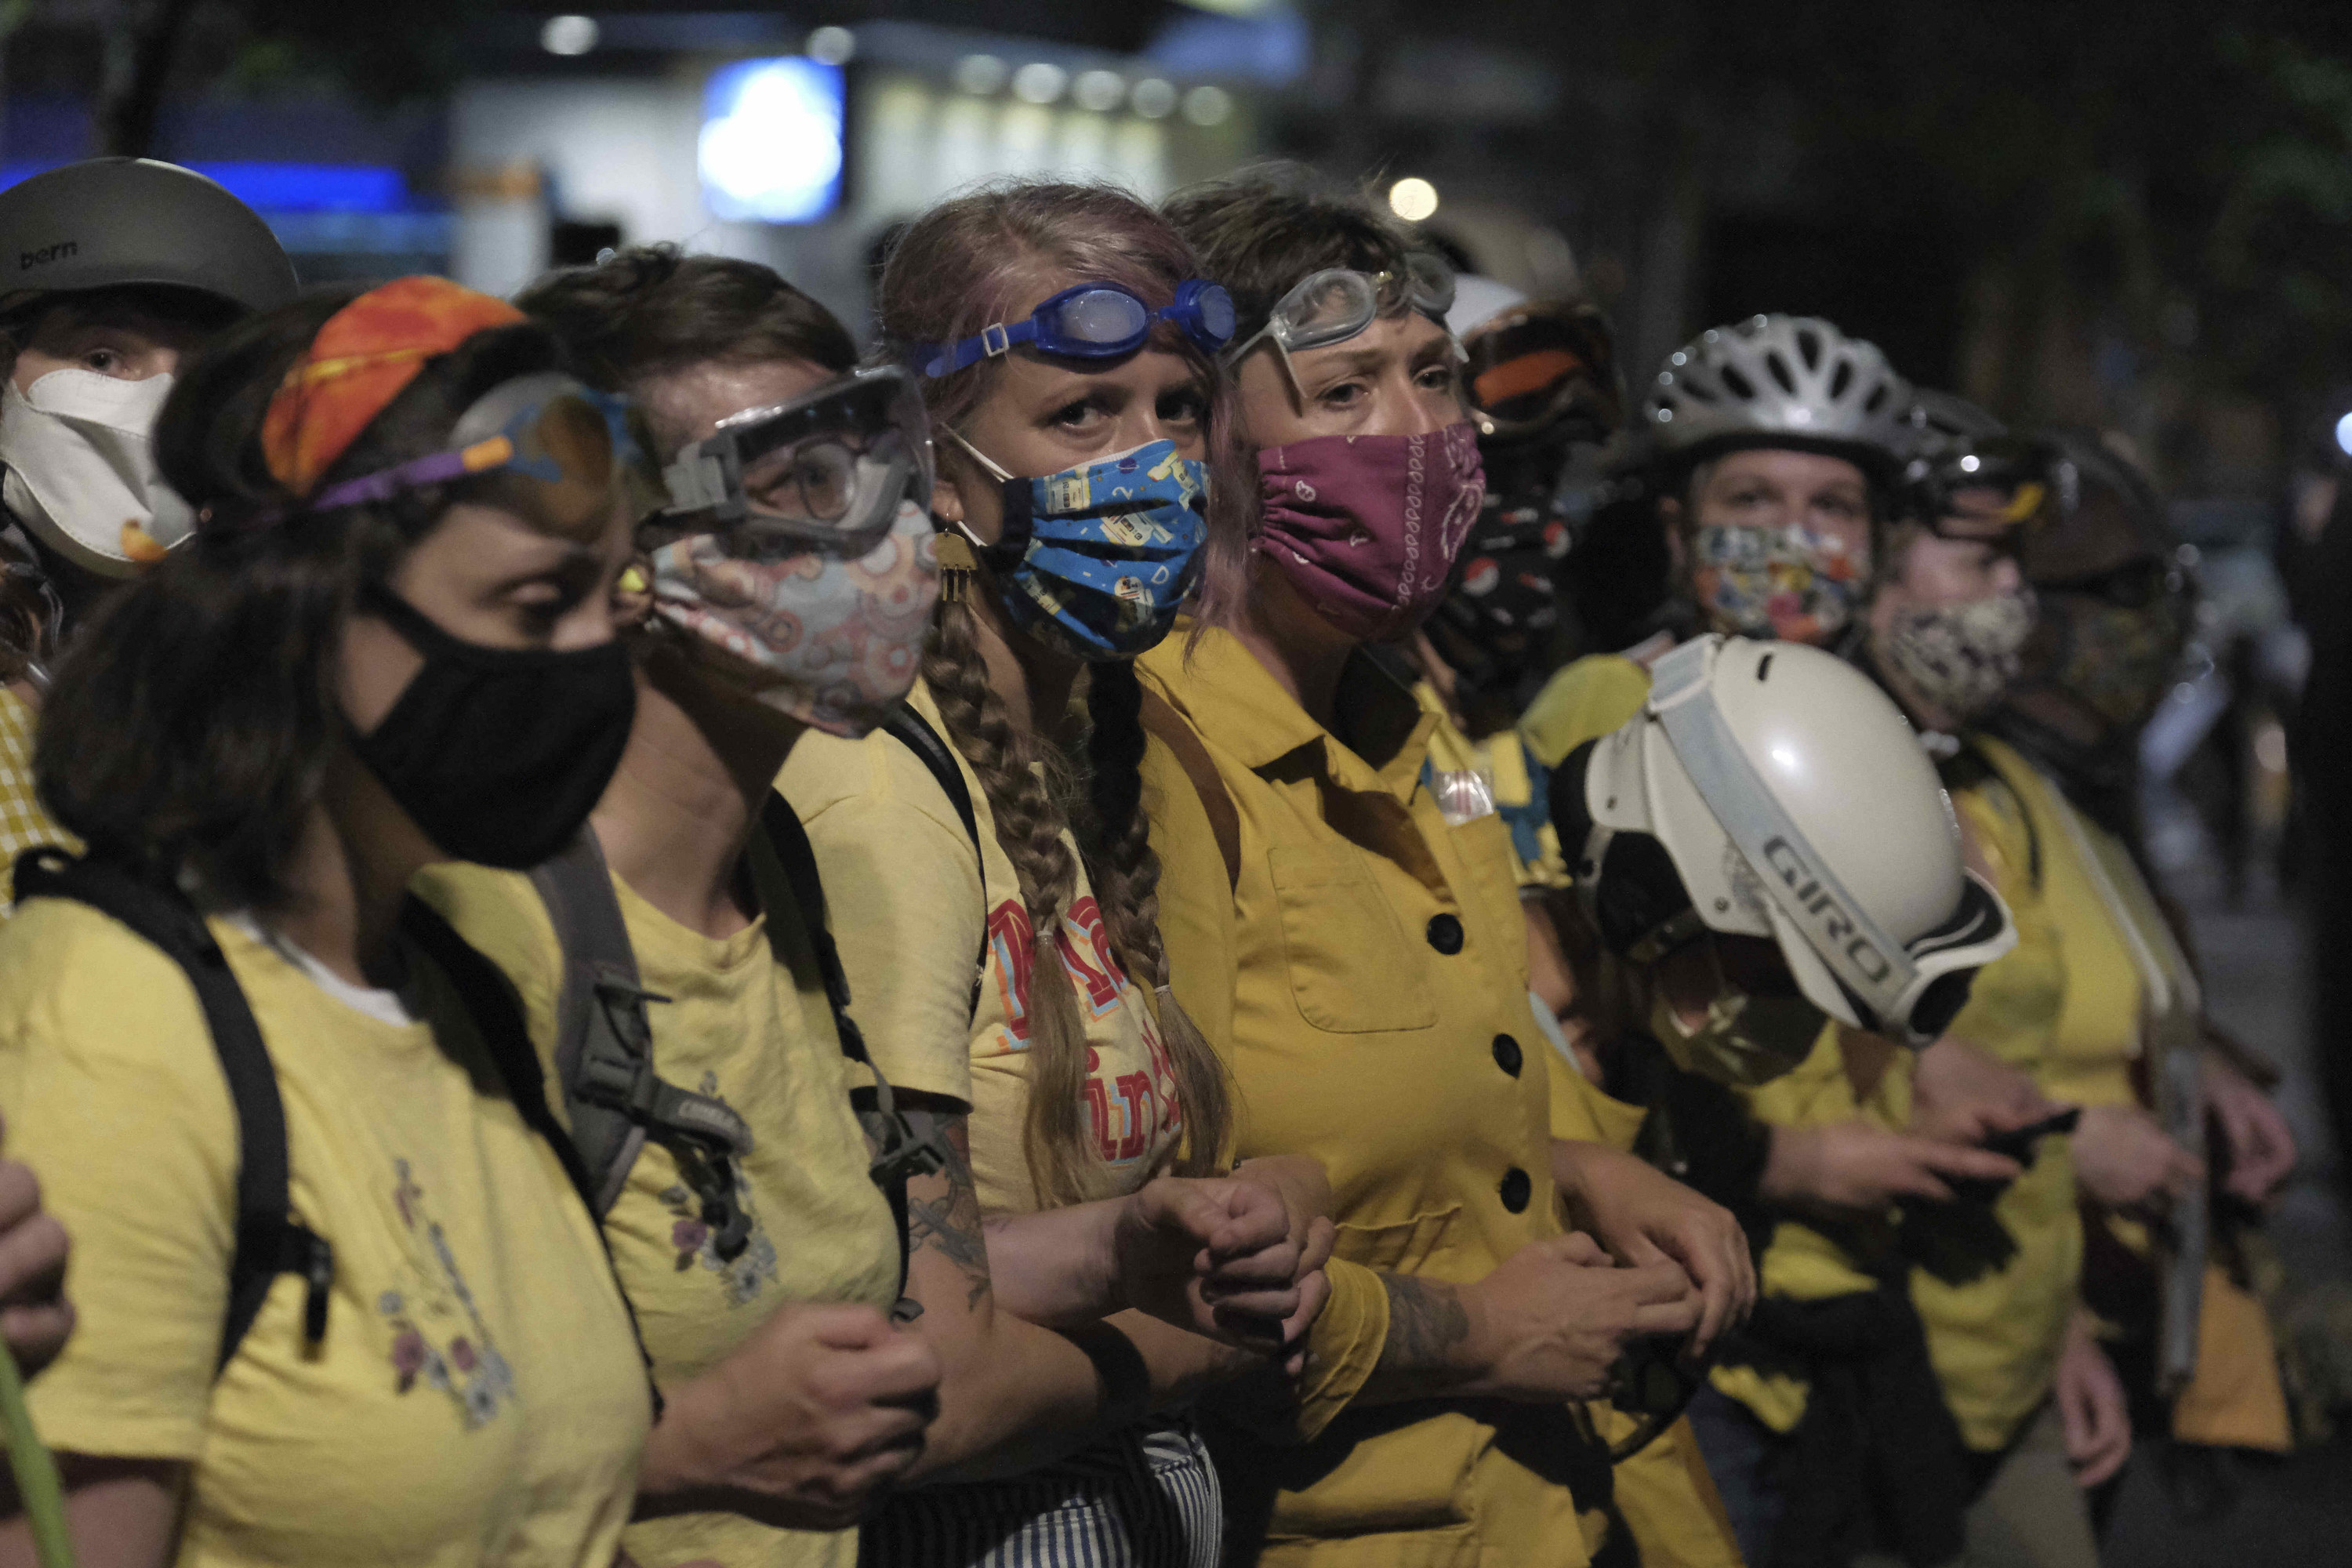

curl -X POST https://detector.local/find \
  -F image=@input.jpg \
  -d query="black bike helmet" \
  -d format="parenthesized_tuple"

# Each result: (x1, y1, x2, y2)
(0, 158, 297, 318)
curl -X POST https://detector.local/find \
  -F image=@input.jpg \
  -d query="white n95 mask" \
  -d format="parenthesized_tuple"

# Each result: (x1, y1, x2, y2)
(0, 368, 195, 578)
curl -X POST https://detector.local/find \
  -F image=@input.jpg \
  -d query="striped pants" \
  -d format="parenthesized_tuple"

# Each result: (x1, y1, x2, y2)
(862, 1417, 1221, 1568)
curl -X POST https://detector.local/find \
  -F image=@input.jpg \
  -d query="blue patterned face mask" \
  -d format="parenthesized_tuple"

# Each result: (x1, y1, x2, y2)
(942, 432, 1209, 661)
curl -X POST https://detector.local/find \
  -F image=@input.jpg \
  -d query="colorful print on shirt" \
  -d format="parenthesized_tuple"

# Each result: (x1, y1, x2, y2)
(379, 1158, 518, 1428)
(975, 893, 1185, 1171)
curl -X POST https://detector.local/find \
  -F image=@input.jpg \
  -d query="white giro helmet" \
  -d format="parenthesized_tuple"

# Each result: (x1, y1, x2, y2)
(1554, 633, 2016, 1045)
(1646, 314, 1913, 477)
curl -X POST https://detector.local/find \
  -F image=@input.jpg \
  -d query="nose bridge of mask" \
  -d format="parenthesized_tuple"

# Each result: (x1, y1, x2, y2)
(21, 367, 176, 434)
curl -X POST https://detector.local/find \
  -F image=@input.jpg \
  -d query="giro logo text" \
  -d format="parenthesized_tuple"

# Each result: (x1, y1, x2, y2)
(1761, 835, 1893, 983)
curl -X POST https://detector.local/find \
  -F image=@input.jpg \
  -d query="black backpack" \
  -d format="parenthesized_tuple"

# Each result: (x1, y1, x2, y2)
(10, 848, 628, 1377)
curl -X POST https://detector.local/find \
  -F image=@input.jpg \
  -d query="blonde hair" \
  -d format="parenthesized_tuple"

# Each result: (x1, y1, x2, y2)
(881, 180, 1238, 1205)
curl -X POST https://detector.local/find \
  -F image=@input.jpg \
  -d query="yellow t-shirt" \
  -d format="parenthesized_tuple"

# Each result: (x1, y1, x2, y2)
(1907, 749, 2082, 1452)
(1973, 739, 2149, 1110)
(416, 838, 904, 1568)
(0, 898, 648, 1567)
(782, 678, 1184, 1215)
(0, 684, 74, 912)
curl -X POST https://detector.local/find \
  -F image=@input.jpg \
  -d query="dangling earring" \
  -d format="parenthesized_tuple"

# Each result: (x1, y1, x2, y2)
(935, 531, 977, 604)
(615, 554, 659, 626)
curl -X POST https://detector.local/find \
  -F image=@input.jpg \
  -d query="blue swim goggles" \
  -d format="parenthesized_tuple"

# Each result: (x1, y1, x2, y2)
(913, 280, 1237, 379)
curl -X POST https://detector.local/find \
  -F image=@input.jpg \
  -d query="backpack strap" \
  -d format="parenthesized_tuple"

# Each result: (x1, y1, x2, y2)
(13, 848, 333, 1376)
(528, 830, 757, 1258)
(880, 701, 988, 1017)
(756, 790, 948, 1306)
(396, 895, 662, 1417)
(1138, 685, 1240, 892)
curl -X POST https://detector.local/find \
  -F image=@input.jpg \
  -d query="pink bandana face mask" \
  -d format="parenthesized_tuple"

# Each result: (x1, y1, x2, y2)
(650, 497, 941, 738)
(1254, 423, 1486, 642)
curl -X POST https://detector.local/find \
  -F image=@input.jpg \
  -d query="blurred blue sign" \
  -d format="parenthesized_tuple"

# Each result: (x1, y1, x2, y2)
(0, 160, 408, 213)
(699, 56, 845, 224)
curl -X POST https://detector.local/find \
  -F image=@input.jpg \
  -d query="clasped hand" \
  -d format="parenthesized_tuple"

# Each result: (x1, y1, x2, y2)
(1110, 1157, 1336, 1367)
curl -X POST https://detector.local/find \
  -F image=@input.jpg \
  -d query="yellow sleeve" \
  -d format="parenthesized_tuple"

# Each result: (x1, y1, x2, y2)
(783, 730, 985, 1107)
(0, 901, 238, 1460)
(1294, 1258, 1389, 1441)
(1138, 731, 1238, 1066)
(1518, 655, 1653, 769)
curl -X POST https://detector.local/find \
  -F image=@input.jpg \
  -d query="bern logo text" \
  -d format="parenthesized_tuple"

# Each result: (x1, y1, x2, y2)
(20, 241, 76, 270)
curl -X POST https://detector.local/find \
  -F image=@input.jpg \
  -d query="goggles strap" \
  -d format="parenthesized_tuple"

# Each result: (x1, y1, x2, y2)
(1646, 637, 1918, 1024)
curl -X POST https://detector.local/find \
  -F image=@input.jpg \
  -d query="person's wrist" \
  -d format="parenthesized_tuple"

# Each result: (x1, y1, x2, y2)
(1438, 1274, 1501, 1398)
(1758, 1126, 1818, 1205)
(636, 1374, 721, 1503)
(1548, 1139, 1600, 1229)
(1099, 1189, 1152, 1316)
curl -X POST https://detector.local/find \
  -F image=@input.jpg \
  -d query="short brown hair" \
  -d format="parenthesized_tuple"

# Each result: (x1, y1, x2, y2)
(517, 245, 855, 405)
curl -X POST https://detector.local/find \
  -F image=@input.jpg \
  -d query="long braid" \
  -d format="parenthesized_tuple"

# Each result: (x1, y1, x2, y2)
(922, 599, 1108, 1206)
(1083, 659, 1235, 1173)
(877, 179, 1251, 1199)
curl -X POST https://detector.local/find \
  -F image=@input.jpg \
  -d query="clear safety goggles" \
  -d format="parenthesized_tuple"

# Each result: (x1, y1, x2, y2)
(298, 372, 667, 532)
(1642, 637, 2017, 1046)
(1461, 302, 1622, 442)
(1220, 253, 1458, 389)
(913, 280, 1236, 379)
(659, 365, 933, 553)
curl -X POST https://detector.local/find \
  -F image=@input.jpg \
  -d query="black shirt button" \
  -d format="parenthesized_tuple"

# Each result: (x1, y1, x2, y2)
(1426, 913, 1465, 955)
(1499, 1167, 1532, 1213)
(1492, 1033, 1523, 1076)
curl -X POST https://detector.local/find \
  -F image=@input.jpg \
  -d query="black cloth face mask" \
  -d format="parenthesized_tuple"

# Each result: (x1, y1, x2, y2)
(347, 584, 636, 869)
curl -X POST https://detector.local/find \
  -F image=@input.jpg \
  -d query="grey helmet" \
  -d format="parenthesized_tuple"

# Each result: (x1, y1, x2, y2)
(0, 158, 297, 319)
(1896, 389, 2049, 526)
(1646, 314, 1912, 476)
(1898, 389, 2005, 466)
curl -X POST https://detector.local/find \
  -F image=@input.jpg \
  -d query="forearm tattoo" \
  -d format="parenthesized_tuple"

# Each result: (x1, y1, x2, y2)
(906, 1116, 993, 1310)
(1374, 1272, 1471, 1392)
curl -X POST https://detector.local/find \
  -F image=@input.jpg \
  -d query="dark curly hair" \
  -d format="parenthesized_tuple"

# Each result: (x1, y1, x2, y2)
(37, 286, 568, 909)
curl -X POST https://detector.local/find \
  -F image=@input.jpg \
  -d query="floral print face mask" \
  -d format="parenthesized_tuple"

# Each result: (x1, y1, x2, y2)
(649, 496, 941, 739)
(1879, 588, 2038, 723)
(1689, 521, 1866, 645)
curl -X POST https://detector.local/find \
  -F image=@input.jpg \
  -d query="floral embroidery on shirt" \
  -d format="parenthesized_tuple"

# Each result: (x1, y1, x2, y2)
(655, 1073, 779, 1307)
(377, 1157, 517, 1428)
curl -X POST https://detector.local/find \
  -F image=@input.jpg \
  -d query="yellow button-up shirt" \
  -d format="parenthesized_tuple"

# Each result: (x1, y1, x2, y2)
(1140, 625, 1607, 1568)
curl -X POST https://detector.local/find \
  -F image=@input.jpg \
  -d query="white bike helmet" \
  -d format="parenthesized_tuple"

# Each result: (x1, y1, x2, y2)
(1646, 314, 1913, 477)
(1554, 634, 2016, 1045)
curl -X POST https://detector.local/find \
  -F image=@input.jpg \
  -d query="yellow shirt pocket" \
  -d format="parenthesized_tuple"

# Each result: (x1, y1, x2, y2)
(1332, 1206, 1461, 1276)
(1269, 846, 1437, 1035)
